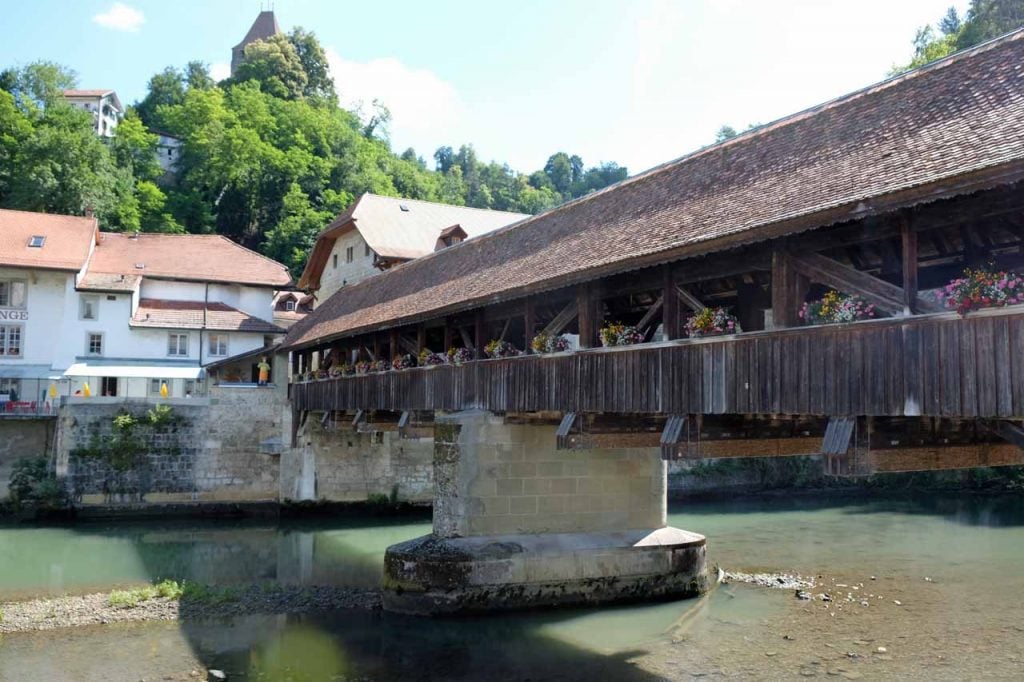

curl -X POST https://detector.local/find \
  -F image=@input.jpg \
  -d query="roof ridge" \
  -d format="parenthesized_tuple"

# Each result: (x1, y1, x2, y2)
(0, 207, 96, 222)
(362, 193, 529, 217)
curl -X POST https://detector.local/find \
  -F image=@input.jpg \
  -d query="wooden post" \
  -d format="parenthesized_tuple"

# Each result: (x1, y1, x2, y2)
(443, 317, 453, 351)
(771, 249, 807, 328)
(416, 324, 426, 355)
(473, 309, 485, 359)
(663, 265, 680, 340)
(901, 216, 918, 316)
(524, 298, 535, 351)
(577, 283, 597, 348)
(372, 335, 381, 361)
(389, 330, 399, 359)
(290, 351, 299, 378)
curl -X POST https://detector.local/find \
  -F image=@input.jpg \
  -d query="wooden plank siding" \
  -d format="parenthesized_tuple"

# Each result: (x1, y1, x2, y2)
(292, 308, 1024, 419)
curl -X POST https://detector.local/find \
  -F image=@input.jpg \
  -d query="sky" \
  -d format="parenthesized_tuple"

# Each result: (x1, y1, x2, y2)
(2, 0, 967, 175)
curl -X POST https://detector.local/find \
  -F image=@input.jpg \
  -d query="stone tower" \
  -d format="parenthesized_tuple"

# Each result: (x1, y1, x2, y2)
(231, 10, 282, 76)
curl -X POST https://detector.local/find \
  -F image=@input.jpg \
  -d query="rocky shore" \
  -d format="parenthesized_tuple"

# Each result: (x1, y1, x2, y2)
(0, 583, 381, 634)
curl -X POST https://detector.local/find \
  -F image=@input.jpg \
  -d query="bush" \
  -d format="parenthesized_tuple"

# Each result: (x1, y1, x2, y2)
(8, 457, 66, 510)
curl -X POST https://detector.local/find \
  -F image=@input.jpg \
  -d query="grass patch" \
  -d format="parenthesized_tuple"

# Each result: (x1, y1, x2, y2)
(107, 579, 238, 608)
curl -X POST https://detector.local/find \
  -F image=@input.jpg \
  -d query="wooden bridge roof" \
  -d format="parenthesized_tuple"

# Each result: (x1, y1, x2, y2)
(284, 30, 1024, 351)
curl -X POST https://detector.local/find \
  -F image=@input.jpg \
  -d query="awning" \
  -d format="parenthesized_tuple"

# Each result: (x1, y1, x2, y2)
(0, 364, 63, 380)
(63, 363, 204, 379)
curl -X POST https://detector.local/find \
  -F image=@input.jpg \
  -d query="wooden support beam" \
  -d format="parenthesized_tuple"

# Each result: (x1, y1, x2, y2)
(555, 412, 580, 450)
(675, 284, 706, 312)
(416, 325, 426, 355)
(636, 295, 663, 335)
(389, 330, 399, 359)
(498, 318, 511, 342)
(662, 265, 680, 340)
(459, 326, 474, 351)
(372, 336, 381, 362)
(473, 309, 485, 359)
(576, 283, 598, 348)
(443, 317, 453, 351)
(524, 298, 535, 350)
(788, 250, 943, 315)
(541, 300, 578, 336)
(901, 216, 918, 315)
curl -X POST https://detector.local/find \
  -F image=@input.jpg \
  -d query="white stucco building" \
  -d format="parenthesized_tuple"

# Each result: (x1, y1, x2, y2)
(297, 194, 528, 307)
(152, 130, 183, 175)
(0, 209, 291, 409)
(62, 89, 123, 138)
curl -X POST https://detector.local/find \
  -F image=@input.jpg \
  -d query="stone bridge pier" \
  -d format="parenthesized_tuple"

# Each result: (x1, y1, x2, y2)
(382, 410, 708, 615)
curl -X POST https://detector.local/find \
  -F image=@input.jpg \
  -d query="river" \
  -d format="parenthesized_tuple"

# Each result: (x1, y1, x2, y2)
(1, 494, 1023, 680)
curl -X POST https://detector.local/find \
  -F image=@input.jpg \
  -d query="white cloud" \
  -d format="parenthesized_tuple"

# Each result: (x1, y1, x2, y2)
(92, 2, 145, 32)
(325, 48, 465, 157)
(210, 62, 231, 82)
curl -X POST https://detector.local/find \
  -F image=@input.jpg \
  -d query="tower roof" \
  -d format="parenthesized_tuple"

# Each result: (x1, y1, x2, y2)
(233, 10, 281, 50)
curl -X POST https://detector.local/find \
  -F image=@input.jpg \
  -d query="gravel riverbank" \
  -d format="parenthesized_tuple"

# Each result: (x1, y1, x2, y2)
(0, 584, 381, 634)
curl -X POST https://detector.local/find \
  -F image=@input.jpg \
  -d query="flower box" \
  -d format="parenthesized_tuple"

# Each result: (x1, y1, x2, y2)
(531, 332, 571, 354)
(799, 291, 875, 325)
(485, 340, 522, 359)
(685, 307, 739, 338)
(599, 323, 644, 347)
(940, 268, 1024, 315)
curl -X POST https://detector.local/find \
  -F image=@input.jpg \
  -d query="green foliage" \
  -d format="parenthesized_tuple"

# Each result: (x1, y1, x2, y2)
(8, 457, 66, 510)
(0, 27, 631, 275)
(146, 403, 176, 426)
(112, 411, 139, 432)
(366, 492, 390, 506)
(891, 0, 1024, 74)
(108, 579, 239, 608)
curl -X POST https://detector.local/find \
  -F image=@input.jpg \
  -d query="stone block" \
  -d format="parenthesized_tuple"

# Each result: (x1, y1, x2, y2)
(496, 478, 524, 496)
(510, 461, 537, 478)
(508, 496, 538, 515)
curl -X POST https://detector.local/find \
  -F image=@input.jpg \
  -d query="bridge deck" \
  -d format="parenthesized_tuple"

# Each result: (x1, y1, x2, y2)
(291, 305, 1024, 419)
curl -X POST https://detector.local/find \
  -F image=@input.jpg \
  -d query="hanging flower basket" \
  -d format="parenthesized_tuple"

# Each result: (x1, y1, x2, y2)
(685, 307, 739, 337)
(531, 332, 571, 354)
(447, 347, 474, 365)
(484, 340, 522, 358)
(392, 354, 415, 370)
(599, 322, 644, 347)
(799, 291, 875, 325)
(354, 361, 371, 375)
(939, 268, 1024, 315)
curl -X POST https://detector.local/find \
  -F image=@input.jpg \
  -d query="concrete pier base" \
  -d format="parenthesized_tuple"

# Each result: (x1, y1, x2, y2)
(383, 526, 707, 615)
(381, 410, 710, 614)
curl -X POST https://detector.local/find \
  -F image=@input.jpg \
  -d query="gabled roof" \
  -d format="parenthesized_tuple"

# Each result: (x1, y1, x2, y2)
(233, 10, 281, 50)
(296, 194, 528, 289)
(0, 209, 97, 272)
(131, 299, 284, 334)
(284, 30, 1024, 351)
(62, 89, 123, 111)
(85, 233, 292, 288)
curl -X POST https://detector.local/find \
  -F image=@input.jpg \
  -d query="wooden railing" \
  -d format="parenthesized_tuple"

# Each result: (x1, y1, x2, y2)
(291, 307, 1024, 419)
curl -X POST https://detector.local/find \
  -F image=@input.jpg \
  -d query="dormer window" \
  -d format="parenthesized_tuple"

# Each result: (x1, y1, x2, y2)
(285, 300, 296, 311)
(28, 236, 45, 248)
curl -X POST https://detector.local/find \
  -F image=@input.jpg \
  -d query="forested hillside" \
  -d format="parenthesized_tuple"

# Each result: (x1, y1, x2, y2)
(0, 29, 627, 274)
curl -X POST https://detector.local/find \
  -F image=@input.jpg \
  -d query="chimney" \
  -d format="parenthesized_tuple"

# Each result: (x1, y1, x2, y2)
(84, 206, 95, 219)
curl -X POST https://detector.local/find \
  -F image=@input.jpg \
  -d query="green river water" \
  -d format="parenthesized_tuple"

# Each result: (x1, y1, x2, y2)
(1, 494, 1023, 680)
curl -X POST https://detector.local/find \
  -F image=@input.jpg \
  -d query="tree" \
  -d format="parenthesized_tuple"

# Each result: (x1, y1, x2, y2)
(185, 61, 215, 91)
(233, 34, 308, 100)
(891, 1, 1024, 74)
(288, 28, 337, 104)
(714, 125, 738, 143)
(434, 146, 455, 173)
(135, 67, 185, 128)
(0, 61, 76, 112)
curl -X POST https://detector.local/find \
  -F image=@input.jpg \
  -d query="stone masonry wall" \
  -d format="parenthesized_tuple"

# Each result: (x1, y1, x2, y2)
(0, 420, 55, 497)
(434, 411, 667, 537)
(280, 415, 434, 503)
(56, 385, 285, 504)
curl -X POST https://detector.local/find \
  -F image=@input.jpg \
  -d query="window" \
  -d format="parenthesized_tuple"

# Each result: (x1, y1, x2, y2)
(184, 380, 197, 397)
(106, 295, 117, 301)
(28, 235, 45, 248)
(285, 300, 296, 311)
(332, 254, 338, 269)
(86, 332, 103, 356)
(345, 246, 354, 263)
(150, 378, 170, 395)
(79, 295, 99, 320)
(100, 377, 118, 397)
(167, 333, 189, 356)
(0, 378, 19, 400)
(0, 326, 22, 357)
(208, 334, 228, 357)
(0, 280, 27, 309)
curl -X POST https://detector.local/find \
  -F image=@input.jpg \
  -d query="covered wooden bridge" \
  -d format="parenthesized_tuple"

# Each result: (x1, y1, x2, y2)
(284, 31, 1024, 477)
